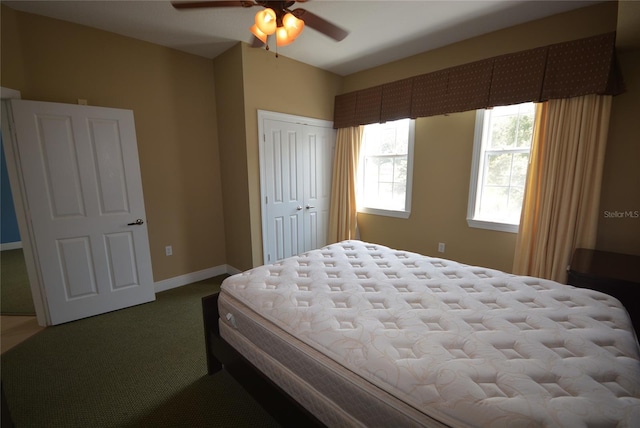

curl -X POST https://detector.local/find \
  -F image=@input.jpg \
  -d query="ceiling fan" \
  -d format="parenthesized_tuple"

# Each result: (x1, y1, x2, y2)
(171, 1, 349, 48)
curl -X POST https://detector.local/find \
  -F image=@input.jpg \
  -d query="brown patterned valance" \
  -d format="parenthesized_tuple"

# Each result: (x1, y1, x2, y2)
(333, 32, 624, 128)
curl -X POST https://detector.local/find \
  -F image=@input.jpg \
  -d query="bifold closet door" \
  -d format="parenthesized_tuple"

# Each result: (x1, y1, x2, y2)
(261, 116, 335, 264)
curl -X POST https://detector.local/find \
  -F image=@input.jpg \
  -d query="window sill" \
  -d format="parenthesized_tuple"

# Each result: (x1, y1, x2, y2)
(467, 218, 519, 233)
(358, 207, 410, 219)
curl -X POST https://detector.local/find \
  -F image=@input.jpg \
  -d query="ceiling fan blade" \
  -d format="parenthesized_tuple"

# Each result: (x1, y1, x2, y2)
(171, 1, 255, 10)
(291, 8, 349, 41)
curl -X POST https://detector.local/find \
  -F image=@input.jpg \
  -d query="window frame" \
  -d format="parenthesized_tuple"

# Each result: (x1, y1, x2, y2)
(357, 119, 415, 219)
(467, 105, 534, 233)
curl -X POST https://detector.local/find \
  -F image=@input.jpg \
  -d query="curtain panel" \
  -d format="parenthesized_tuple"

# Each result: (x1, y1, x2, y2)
(328, 126, 364, 243)
(513, 95, 612, 283)
(333, 32, 624, 128)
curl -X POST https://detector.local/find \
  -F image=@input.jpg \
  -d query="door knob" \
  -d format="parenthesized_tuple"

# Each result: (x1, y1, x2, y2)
(127, 219, 144, 226)
(296, 206, 303, 211)
(306, 205, 315, 209)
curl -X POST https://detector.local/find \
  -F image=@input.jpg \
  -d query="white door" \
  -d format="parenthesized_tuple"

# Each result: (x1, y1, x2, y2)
(301, 124, 333, 252)
(9, 99, 155, 325)
(260, 112, 335, 264)
(263, 118, 304, 262)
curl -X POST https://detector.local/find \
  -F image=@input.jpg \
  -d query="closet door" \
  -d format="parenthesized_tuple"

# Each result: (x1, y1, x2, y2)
(302, 125, 333, 252)
(262, 118, 304, 263)
(260, 111, 335, 264)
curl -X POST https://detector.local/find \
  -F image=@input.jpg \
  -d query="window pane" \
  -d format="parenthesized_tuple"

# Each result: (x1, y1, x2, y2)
(515, 113, 534, 148)
(362, 178, 378, 207)
(479, 186, 509, 218)
(480, 151, 530, 223)
(363, 158, 379, 184)
(365, 133, 383, 155)
(490, 115, 519, 149)
(377, 183, 393, 208)
(511, 153, 529, 187)
(392, 183, 406, 210)
(395, 120, 409, 153)
(508, 186, 525, 219)
(488, 103, 535, 150)
(378, 158, 393, 182)
(381, 129, 396, 154)
(394, 157, 407, 182)
(485, 153, 512, 186)
(396, 133, 408, 154)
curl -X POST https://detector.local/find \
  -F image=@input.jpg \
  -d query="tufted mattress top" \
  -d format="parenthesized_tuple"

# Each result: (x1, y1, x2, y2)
(221, 241, 640, 426)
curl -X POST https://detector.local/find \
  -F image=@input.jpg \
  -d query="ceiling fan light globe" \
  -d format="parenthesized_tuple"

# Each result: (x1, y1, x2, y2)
(276, 26, 294, 46)
(250, 24, 268, 44)
(282, 12, 304, 39)
(255, 8, 276, 35)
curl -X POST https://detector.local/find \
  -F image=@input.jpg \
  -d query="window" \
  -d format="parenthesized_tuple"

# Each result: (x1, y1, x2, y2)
(468, 103, 535, 232)
(357, 118, 415, 219)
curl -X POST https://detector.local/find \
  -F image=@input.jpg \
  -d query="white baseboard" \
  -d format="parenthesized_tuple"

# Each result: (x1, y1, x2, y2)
(1, 241, 23, 251)
(226, 265, 243, 276)
(153, 264, 241, 293)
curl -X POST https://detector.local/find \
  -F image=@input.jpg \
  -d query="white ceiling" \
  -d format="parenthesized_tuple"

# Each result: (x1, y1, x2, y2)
(3, 0, 607, 76)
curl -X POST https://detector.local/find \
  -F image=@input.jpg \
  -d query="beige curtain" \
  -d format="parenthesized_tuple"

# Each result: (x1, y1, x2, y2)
(513, 94, 612, 283)
(328, 126, 364, 243)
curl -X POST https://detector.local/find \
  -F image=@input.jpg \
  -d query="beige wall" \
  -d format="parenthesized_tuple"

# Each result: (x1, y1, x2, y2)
(211, 43, 342, 270)
(358, 112, 519, 271)
(1, 6, 226, 281)
(240, 44, 343, 268)
(343, 2, 622, 271)
(0, 7, 26, 91)
(597, 48, 640, 255)
(213, 44, 252, 271)
(596, 0, 640, 256)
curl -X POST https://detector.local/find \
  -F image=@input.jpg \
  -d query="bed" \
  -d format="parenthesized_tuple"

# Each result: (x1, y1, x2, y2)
(203, 240, 640, 427)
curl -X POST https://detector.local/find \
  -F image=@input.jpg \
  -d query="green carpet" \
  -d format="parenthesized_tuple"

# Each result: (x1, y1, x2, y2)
(0, 249, 36, 315)
(1, 276, 281, 427)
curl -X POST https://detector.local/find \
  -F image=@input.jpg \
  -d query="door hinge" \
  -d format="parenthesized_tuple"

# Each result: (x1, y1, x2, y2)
(268, 253, 271, 262)
(265, 196, 268, 204)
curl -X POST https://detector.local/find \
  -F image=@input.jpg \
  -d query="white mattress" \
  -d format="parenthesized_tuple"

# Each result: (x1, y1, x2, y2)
(220, 240, 640, 427)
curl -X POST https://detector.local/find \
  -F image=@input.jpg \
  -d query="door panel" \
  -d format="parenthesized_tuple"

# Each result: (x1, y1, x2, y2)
(90, 118, 130, 214)
(58, 236, 97, 299)
(10, 99, 155, 325)
(105, 232, 139, 289)
(38, 115, 86, 217)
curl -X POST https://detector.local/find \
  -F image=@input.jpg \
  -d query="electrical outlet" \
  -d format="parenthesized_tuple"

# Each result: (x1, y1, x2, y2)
(165, 245, 173, 256)
(438, 242, 445, 253)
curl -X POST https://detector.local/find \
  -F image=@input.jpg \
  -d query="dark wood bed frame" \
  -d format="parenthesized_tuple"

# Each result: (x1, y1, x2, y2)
(202, 292, 325, 427)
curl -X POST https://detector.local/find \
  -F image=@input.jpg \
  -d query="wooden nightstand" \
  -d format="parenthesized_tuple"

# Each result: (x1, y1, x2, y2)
(568, 248, 640, 335)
